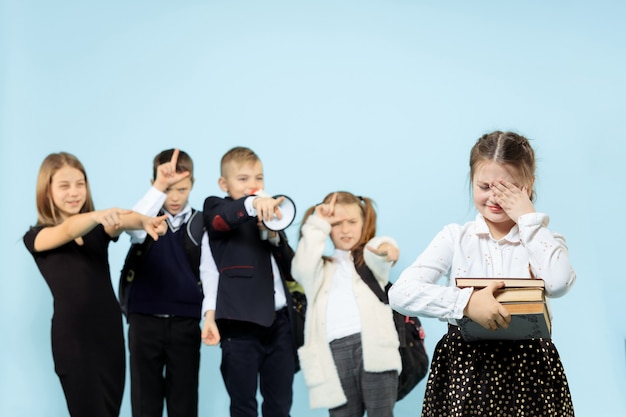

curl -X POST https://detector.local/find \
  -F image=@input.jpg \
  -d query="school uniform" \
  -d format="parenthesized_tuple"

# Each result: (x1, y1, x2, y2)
(124, 187, 216, 417)
(389, 213, 576, 417)
(24, 225, 125, 417)
(203, 195, 297, 417)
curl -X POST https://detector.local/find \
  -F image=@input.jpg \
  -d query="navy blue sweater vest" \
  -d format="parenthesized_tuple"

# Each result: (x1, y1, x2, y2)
(126, 227, 203, 318)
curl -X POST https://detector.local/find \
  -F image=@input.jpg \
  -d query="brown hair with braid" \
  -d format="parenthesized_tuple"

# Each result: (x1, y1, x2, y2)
(469, 131, 536, 201)
(299, 191, 377, 266)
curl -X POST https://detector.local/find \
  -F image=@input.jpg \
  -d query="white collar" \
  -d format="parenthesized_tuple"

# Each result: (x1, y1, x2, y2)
(474, 213, 520, 243)
(164, 204, 192, 230)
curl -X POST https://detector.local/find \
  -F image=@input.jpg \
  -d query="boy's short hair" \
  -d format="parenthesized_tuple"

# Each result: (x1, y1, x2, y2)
(153, 149, 194, 183)
(220, 146, 260, 177)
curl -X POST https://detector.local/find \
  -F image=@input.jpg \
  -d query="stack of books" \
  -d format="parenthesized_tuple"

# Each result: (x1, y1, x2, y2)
(455, 278, 551, 341)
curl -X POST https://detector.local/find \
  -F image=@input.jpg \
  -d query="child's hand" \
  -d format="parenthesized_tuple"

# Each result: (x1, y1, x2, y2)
(314, 192, 338, 223)
(253, 196, 285, 223)
(463, 281, 512, 330)
(490, 180, 535, 223)
(153, 148, 191, 192)
(142, 214, 168, 241)
(257, 221, 278, 239)
(366, 242, 400, 265)
(93, 208, 132, 228)
(202, 311, 221, 346)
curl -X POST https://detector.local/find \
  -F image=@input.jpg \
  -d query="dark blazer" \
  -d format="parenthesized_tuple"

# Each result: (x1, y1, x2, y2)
(204, 195, 295, 327)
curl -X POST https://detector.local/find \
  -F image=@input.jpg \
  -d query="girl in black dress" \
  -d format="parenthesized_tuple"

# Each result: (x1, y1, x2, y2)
(23, 152, 166, 417)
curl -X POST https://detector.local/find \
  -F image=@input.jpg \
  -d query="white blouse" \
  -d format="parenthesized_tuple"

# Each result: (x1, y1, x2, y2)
(325, 249, 362, 342)
(388, 213, 576, 324)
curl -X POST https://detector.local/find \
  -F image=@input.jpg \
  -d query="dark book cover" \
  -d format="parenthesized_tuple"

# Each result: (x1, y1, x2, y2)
(457, 302, 551, 341)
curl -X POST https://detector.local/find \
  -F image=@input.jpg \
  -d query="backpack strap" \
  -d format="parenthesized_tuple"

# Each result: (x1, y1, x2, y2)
(354, 260, 412, 347)
(184, 209, 205, 280)
(119, 237, 155, 318)
(354, 261, 388, 303)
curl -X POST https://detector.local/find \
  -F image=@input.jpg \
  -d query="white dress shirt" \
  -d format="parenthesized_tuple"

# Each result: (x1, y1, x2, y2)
(325, 249, 362, 342)
(388, 213, 576, 325)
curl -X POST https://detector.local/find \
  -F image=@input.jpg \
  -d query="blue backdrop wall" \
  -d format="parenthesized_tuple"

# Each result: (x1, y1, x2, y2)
(1, 1, 625, 416)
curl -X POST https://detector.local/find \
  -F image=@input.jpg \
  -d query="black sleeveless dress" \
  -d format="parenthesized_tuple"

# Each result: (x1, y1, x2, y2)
(24, 224, 125, 417)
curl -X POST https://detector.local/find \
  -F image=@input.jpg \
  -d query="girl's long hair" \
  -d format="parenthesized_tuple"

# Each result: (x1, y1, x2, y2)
(35, 152, 95, 226)
(299, 191, 377, 265)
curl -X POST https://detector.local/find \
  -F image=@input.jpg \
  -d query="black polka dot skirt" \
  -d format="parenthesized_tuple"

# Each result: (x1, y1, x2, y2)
(421, 325, 574, 417)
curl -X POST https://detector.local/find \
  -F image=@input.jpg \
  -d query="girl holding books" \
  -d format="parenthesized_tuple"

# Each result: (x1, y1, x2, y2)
(388, 131, 576, 417)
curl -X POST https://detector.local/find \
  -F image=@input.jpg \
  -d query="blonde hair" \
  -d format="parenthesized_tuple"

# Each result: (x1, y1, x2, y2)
(220, 146, 260, 177)
(35, 152, 95, 226)
(300, 191, 377, 266)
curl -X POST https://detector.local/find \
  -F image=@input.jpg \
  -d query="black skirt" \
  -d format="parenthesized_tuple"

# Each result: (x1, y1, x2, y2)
(421, 325, 574, 417)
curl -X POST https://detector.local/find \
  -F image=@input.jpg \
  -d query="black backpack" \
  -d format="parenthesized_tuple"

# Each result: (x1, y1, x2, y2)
(355, 261, 430, 401)
(119, 209, 205, 318)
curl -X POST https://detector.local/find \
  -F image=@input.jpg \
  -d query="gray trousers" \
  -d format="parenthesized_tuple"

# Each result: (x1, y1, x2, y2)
(328, 333, 397, 417)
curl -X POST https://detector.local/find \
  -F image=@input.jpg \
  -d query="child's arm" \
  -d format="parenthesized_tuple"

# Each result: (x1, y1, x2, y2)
(126, 189, 167, 244)
(463, 281, 512, 330)
(201, 310, 220, 346)
(364, 237, 400, 286)
(204, 196, 259, 234)
(204, 192, 287, 234)
(518, 214, 575, 297)
(105, 211, 168, 239)
(490, 179, 575, 296)
(292, 196, 340, 293)
(366, 240, 400, 264)
(291, 215, 329, 294)
(33, 208, 131, 252)
(251, 195, 286, 224)
(199, 233, 221, 345)
(388, 225, 472, 320)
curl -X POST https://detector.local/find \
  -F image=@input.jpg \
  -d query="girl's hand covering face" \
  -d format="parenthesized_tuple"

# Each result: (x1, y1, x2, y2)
(489, 180, 535, 223)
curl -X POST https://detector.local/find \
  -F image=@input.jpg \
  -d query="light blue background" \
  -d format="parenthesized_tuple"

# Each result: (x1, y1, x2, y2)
(1, 1, 625, 416)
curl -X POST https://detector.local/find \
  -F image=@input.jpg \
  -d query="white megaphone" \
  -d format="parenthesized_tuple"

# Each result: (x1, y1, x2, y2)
(252, 189, 297, 233)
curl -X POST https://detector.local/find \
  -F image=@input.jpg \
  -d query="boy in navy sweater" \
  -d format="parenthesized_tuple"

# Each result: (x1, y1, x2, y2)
(121, 149, 216, 417)
(201, 146, 298, 417)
